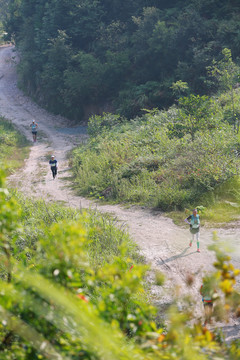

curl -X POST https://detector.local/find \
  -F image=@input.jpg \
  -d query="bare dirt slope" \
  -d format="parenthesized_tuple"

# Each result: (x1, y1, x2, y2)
(0, 45, 239, 341)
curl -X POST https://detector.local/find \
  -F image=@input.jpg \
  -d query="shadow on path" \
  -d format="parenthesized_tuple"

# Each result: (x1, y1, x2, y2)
(157, 247, 197, 266)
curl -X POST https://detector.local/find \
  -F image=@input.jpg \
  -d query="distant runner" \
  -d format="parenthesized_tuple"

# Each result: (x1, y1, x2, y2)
(200, 282, 215, 326)
(184, 209, 200, 252)
(30, 120, 38, 142)
(49, 155, 58, 179)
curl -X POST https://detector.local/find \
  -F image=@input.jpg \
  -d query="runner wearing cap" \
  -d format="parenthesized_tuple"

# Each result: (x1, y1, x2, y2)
(49, 155, 58, 179)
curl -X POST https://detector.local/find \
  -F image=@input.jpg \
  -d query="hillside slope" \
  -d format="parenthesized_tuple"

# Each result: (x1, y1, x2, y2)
(0, 45, 239, 341)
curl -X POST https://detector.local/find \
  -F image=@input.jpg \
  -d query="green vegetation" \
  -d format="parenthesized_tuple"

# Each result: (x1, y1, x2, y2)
(72, 89, 240, 214)
(14, 191, 140, 268)
(1, 1, 240, 357)
(0, 117, 30, 174)
(0, 24, 5, 44)
(0, 0, 9, 44)
(0, 172, 240, 359)
(4, 0, 240, 120)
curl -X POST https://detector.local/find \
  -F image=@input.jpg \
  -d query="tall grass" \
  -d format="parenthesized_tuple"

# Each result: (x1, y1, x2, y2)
(72, 112, 239, 213)
(14, 191, 140, 268)
(0, 117, 30, 174)
(200, 176, 240, 224)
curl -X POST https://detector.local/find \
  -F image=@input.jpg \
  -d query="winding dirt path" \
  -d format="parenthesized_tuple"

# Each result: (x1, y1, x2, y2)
(1, 45, 239, 342)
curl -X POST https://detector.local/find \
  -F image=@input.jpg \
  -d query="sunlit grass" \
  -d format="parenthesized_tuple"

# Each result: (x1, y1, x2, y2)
(167, 176, 240, 227)
(202, 176, 240, 225)
(203, 202, 239, 225)
(0, 117, 30, 174)
(13, 191, 140, 268)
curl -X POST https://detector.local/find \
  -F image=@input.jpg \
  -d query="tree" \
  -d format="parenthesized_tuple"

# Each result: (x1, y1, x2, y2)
(207, 48, 240, 133)
(171, 81, 189, 100)
(167, 94, 217, 141)
(0, 0, 10, 30)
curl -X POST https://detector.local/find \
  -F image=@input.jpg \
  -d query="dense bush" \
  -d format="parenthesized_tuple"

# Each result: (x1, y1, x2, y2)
(4, 0, 240, 119)
(72, 100, 240, 210)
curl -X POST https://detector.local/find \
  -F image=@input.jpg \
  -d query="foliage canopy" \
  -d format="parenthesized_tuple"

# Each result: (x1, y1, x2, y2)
(3, 0, 240, 120)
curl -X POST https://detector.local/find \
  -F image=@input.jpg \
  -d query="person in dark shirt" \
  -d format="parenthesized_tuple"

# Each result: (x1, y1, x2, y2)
(49, 155, 58, 179)
(184, 209, 200, 252)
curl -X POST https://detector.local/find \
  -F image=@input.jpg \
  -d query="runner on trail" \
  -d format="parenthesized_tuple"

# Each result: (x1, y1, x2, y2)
(200, 282, 215, 326)
(49, 155, 58, 179)
(30, 120, 38, 142)
(184, 209, 200, 252)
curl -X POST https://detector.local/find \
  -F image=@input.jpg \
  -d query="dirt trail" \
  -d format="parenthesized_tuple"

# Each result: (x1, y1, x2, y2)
(0, 45, 239, 341)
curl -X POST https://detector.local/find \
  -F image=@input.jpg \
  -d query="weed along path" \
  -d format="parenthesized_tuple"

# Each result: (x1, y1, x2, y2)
(1, 45, 240, 341)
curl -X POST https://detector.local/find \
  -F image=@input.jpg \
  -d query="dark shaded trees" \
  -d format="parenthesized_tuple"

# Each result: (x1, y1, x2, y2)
(4, 0, 240, 121)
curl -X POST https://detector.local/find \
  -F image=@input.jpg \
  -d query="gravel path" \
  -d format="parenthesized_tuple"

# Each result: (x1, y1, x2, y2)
(1, 45, 239, 342)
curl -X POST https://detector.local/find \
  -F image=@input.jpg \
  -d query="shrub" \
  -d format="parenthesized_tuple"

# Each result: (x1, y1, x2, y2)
(0, 171, 240, 359)
(72, 111, 239, 210)
(154, 182, 191, 211)
(88, 113, 126, 137)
